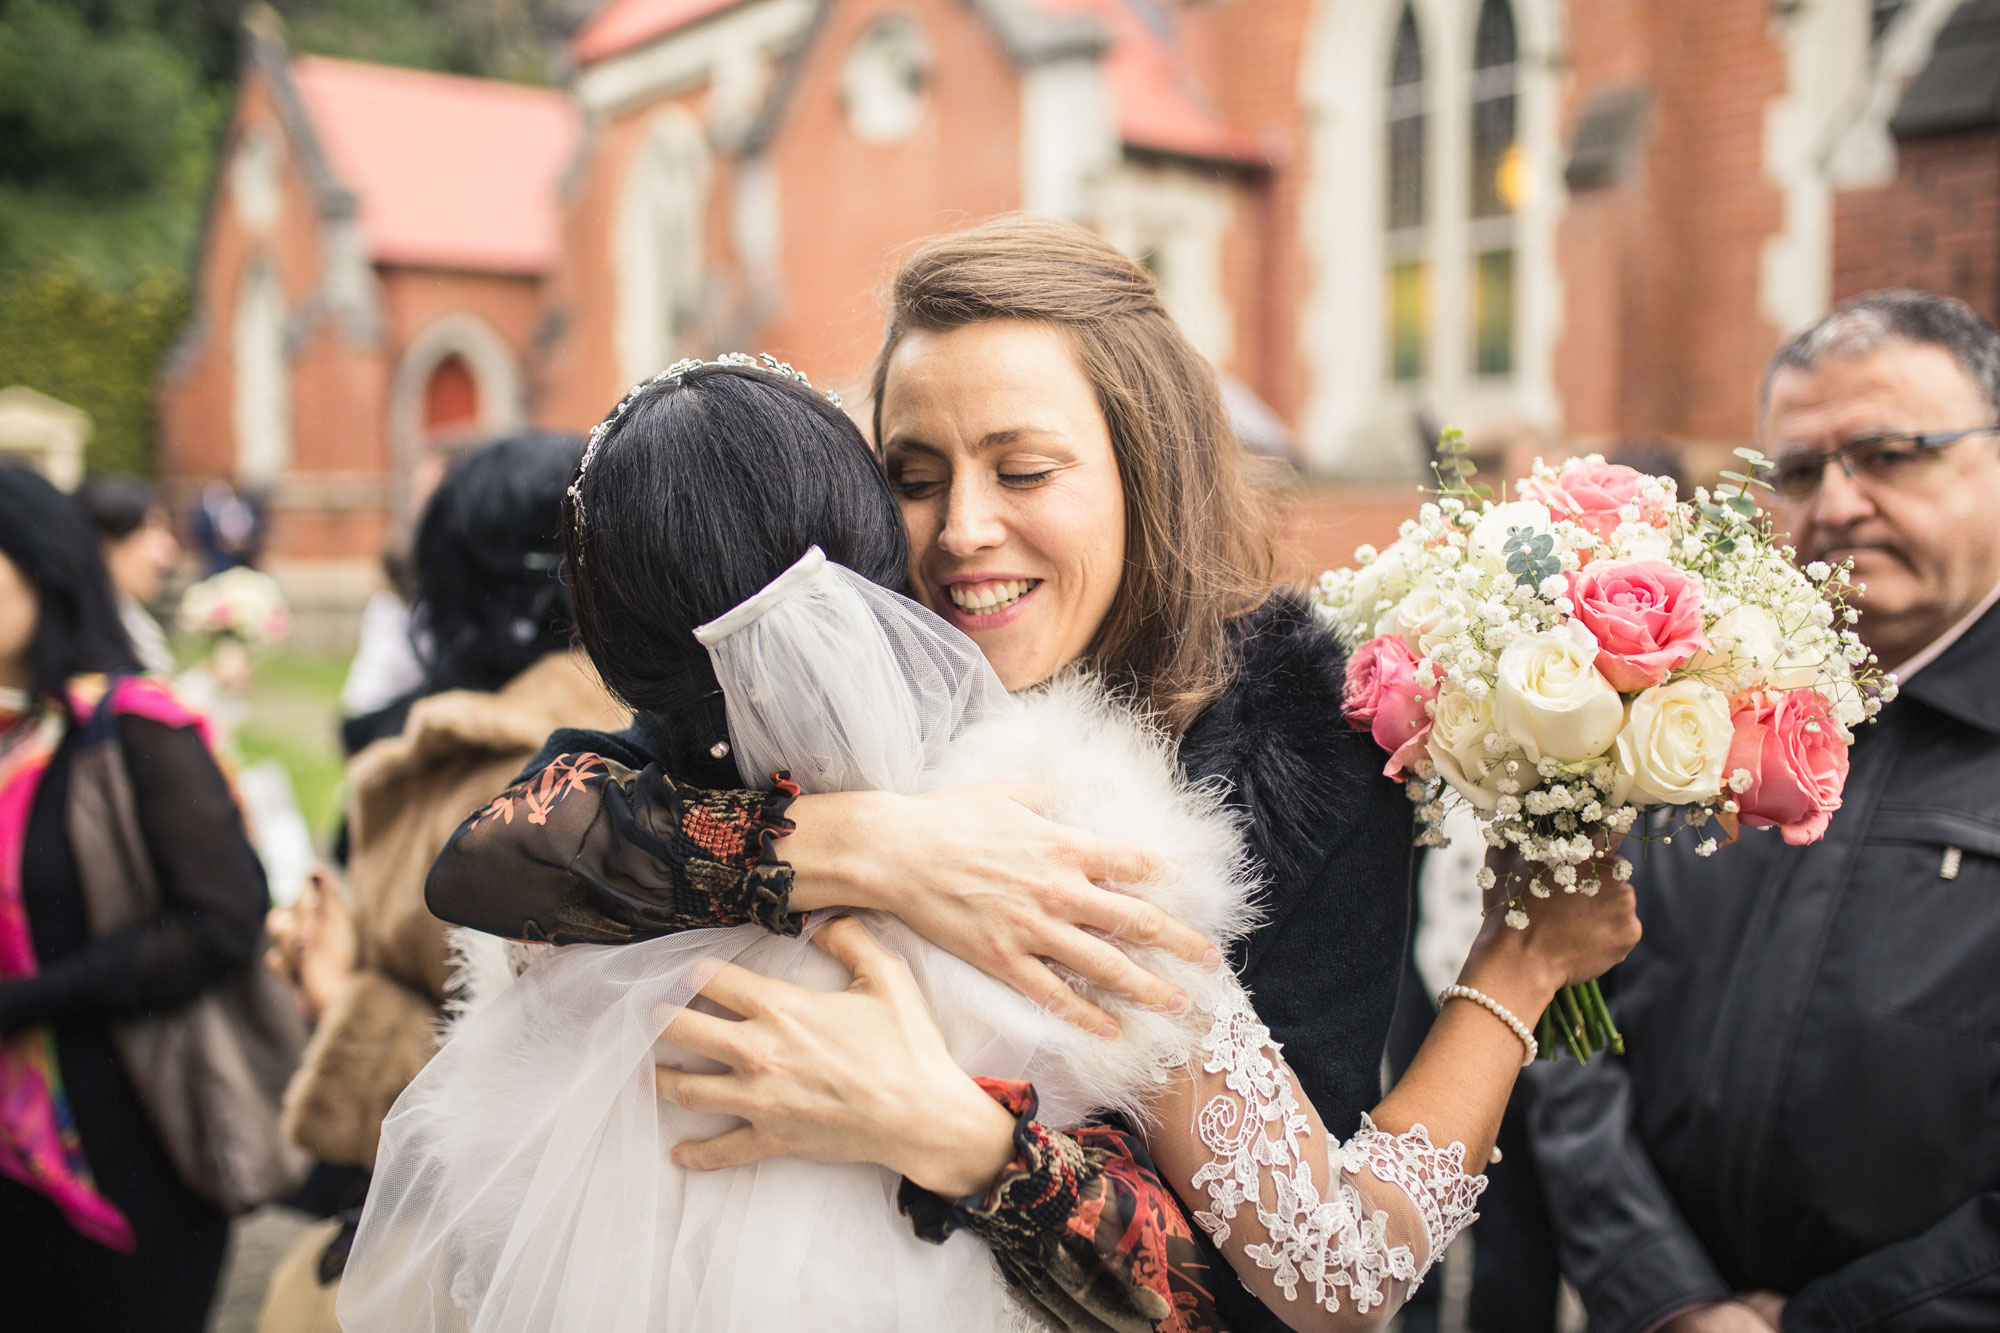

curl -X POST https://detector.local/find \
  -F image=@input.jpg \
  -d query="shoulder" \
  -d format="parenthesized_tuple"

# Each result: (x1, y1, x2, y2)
(352, 652, 628, 792)
(1179, 593, 1407, 890)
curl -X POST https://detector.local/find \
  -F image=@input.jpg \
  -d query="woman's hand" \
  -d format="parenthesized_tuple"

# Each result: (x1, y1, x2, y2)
(264, 866, 358, 1021)
(781, 784, 1220, 1037)
(656, 916, 1020, 1198)
(1456, 849, 1642, 1020)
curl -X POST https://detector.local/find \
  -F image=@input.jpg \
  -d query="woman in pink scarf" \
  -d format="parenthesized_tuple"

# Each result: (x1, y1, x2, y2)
(0, 466, 273, 1332)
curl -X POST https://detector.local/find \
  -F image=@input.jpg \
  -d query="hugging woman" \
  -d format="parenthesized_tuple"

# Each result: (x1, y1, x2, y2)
(401, 219, 1638, 1332)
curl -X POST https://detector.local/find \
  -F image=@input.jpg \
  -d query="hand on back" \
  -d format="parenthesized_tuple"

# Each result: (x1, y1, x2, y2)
(786, 782, 1219, 1036)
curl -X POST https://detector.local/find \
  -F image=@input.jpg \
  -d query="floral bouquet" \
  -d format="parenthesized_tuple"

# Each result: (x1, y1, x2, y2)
(177, 566, 292, 653)
(1311, 433, 1893, 1060)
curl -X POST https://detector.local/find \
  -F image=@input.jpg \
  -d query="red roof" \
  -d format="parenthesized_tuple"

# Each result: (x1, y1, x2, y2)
(290, 56, 579, 274)
(1041, 0, 1266, 164)
(571, 0, 748, 66)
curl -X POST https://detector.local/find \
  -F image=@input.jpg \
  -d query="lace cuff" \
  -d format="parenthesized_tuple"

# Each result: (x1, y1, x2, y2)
(1186, 987, 1486, 1320)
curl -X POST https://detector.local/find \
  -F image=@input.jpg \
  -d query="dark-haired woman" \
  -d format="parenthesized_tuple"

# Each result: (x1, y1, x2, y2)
(74, 472, 181, 678)
(257, 433, 626, 1332)
(390, 347, 1639, 1331)
(0, 466, 270, 1332)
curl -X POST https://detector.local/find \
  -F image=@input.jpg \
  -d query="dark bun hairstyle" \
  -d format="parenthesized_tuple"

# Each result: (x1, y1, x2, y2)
(411, 430, 586, 695)
(563, 363, 906, 771)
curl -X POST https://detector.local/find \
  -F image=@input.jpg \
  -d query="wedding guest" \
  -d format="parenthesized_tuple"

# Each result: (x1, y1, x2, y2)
(1525, 289, 2000, 1332)
(257, 432, 625, 1330)
(74, 473, 180, 677)
(0, 466, 274, 1333)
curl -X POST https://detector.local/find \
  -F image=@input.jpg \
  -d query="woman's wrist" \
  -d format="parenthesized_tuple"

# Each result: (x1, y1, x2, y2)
(782, 791, 903, 914)
(1456, 922, 1562, 1024)
(896, 1077, 1020, 1199)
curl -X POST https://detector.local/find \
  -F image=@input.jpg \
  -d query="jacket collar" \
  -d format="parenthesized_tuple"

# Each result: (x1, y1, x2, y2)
(1894, 597, 2000, 734)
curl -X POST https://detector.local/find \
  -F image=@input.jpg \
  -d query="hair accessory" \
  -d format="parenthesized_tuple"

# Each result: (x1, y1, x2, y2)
(1438, 984, 1539, 1067)
(568, 355, 846, 549)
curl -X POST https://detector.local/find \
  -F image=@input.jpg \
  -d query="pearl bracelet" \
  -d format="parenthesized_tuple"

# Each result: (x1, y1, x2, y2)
(1438, 984, 1539, 1067)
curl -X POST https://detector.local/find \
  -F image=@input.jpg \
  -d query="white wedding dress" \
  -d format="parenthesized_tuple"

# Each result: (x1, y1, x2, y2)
(339, 549, 1483, 1333)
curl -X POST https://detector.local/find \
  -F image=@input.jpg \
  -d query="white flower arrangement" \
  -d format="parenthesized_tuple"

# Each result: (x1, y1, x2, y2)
(177, 566, 292, 650)
(1311, 434, 1894, 1059)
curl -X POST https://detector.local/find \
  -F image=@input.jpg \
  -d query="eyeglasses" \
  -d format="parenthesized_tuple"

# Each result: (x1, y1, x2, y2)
(1766, 426, 2000, 501)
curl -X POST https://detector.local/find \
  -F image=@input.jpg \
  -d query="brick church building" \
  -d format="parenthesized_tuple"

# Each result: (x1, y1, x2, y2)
(158, 0, 2000, 601)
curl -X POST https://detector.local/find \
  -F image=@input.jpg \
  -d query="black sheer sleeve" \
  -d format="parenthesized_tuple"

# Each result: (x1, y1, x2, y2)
(425, 748, 802, 945)
(0, 714, 270, 1035)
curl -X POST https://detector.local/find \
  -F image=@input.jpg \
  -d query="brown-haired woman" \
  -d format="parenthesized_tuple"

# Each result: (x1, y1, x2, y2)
(426, 218, 1638, 1330)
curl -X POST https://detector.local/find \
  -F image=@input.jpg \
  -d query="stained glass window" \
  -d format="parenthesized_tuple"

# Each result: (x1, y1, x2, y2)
(1386, 5, 1426, 382)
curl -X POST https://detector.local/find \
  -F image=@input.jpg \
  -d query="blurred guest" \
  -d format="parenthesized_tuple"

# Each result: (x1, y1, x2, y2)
(190, 479, 263, 575)
(73, 473, 181, 677)
(257, 432, 625, 1330)
(1526, 290, 2000, 1331)
(0, 466, 274, 1332)
(336, 546, 425, 756)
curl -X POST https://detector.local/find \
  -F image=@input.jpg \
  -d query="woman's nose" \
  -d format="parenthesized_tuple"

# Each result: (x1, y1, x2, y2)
(937, 480, 1006, 555)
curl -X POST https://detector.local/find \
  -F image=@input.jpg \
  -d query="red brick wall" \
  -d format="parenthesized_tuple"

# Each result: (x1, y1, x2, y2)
(758, 0, 1026, 391)
(1833, 128, 2000, 324)
(1555, 0, 1789, 450)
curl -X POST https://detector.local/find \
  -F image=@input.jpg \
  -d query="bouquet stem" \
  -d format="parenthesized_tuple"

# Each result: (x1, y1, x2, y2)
(1538, 979, 1623, 1062)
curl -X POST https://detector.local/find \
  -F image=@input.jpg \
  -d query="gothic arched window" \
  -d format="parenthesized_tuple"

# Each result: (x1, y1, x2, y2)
(616, 110, 710, 384)
(1386, 5, 1427, 383)
(1470, 0, 1518, 377)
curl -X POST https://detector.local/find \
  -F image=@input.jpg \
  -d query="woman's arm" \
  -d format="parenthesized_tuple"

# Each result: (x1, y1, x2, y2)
(659, 865, 1639, 1332)
(427, 751, 1214, 1032)
(0, 714, 268, 1035)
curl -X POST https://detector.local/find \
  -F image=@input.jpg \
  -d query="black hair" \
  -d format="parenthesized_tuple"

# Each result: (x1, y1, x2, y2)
(0, 465, 139, 702)
(74, 472, 161, 542)
(410, 430, 586, 695)
(564, 364, 907, 775)
(1764, 289, 2000, 418)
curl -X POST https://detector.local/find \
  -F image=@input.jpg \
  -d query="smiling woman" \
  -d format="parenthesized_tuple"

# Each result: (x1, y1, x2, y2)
(420, 219, 1555, 1331)
(872, 218, 1275, 731)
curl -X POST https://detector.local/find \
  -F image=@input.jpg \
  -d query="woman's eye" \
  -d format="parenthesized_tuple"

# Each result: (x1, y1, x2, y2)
(892, 476, 942, 498)
(999, 469, 1056, 486)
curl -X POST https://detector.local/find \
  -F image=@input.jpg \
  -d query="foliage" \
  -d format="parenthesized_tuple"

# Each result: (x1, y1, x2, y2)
(0, 266, 190, 476)
(0, 0, 576, 474)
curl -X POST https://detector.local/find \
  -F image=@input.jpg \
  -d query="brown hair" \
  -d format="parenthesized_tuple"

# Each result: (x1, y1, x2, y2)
(869, 215, 1276, 733)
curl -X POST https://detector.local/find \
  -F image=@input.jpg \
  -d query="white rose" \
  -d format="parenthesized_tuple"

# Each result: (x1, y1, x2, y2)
(1688, 603, 1782, 687)
(1494, 621, 1626, 762)
(1377, 575, 1466, 657)
(1468, 500, 1555, 575)
(1611, 678, 1732, 806)
(1425, 686, 1524, 811)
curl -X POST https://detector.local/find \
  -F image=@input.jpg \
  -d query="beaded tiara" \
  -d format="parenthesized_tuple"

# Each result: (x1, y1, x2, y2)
(567, 353, 844, 546)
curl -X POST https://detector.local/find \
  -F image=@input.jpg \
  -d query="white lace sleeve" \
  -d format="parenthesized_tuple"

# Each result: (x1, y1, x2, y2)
(1159, 983, 1486, 1330)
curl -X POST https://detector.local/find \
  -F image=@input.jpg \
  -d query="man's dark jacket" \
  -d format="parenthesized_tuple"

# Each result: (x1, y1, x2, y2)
(1522, 600, 2000, 1333)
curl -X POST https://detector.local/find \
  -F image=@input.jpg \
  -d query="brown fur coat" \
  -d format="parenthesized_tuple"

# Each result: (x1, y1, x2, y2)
(281, 651, 626, 1168)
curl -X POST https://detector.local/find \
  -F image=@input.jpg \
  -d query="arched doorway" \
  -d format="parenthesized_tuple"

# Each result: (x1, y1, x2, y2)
(421, 353, 481, 440)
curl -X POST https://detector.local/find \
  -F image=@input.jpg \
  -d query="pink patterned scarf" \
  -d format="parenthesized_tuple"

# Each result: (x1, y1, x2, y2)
(0, 676, 203, 1252)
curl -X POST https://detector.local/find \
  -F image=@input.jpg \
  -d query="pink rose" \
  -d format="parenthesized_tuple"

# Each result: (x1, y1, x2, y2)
(1726, 689, 1850, 845)
(1523, 461, 1665, 538)
(1344, 634, 1437, 779)
(1568, 560, 1707, 692)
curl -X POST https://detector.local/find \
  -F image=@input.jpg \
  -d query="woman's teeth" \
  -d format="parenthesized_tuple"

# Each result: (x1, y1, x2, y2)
(947, 579, 1038, 615)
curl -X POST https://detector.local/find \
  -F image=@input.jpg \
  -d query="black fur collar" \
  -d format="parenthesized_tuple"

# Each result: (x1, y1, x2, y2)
(1178, 592, 1379, 890)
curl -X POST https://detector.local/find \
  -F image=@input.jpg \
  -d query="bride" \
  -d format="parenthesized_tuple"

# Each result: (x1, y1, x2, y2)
(340, 354, 1639, 1332)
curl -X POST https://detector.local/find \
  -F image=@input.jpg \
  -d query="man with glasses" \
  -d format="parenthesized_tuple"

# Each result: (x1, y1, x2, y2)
(1524, 290, 2000, 1333)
